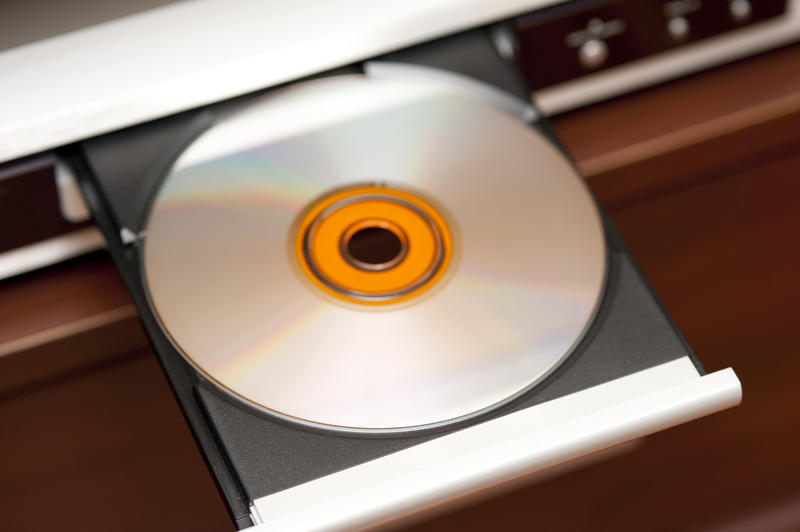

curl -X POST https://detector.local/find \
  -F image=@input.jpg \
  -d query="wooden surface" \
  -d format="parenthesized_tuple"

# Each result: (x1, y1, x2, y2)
(0, 347, 231, 532)
(2, 43, 800, 531)
(0, 253, 130, 346)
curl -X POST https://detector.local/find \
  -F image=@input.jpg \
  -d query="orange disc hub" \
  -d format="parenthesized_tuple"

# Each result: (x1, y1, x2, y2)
(294, 185, 453, 305)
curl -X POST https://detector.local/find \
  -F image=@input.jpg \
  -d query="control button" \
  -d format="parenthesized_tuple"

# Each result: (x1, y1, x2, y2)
(578, 39, 608, 69)
(663, 0, 701, 19)
(730, 0, 752, 23)
(667, 16, 690, 42)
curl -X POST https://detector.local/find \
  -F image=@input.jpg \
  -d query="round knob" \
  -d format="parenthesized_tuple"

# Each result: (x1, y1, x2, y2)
(667, 17, 690, 42)
(730, 0, 752, 23)
(578, 39, 609, 69)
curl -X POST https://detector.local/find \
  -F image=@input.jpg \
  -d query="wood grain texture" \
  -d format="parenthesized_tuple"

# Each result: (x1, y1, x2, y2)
(585, 104, 800, 210)
(0, 252, 130, 345)
(552, 43, 800, 164)
(0, 348, 231, 532)
(0, 308, 142, 396)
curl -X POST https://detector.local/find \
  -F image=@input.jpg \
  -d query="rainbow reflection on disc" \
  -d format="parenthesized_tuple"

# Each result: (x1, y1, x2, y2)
(142, 73, 606, 433)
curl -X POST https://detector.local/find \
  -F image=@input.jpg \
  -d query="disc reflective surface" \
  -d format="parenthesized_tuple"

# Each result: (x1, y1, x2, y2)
(142, 74, 606, 432)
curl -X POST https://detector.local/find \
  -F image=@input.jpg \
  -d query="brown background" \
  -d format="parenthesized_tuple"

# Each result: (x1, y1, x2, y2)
(1, 43, 799, 531)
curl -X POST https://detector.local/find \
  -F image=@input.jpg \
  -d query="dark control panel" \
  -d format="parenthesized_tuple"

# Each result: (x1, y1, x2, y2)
(513, 0, 787, 90)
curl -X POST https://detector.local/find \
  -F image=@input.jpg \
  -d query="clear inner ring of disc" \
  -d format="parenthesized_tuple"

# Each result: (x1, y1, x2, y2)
(142, 74, 606, 432)
(340, 221, 407, 271)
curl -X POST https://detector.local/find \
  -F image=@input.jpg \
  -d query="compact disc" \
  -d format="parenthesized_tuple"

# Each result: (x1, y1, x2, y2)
(142, 73, 606, 432)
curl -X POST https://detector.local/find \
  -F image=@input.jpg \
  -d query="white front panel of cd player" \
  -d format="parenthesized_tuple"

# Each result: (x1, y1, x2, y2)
(2, 0, 798, 163)
(249, 357, 741, 530)
(0, 0, 559, 164)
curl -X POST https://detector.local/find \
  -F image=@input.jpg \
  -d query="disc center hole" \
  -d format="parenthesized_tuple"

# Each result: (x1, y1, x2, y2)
(342, 222, 407, 271)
